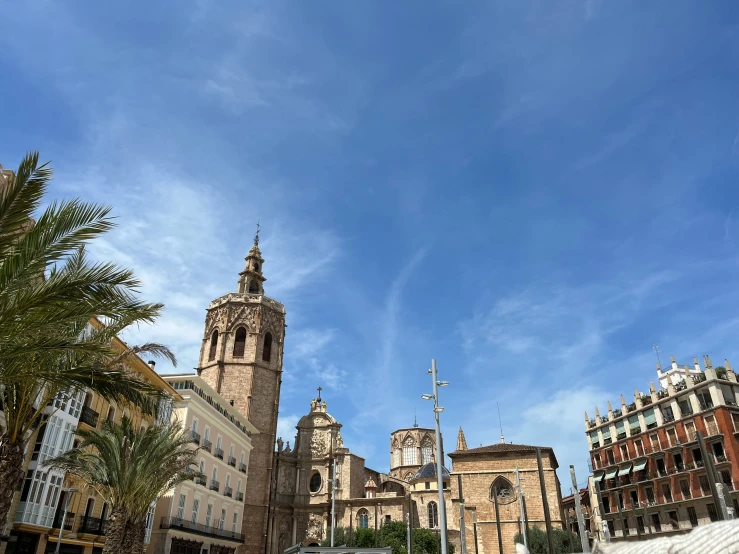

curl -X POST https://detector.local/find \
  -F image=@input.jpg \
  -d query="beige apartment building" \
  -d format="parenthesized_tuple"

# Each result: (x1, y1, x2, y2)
(147, 374, 256, 554)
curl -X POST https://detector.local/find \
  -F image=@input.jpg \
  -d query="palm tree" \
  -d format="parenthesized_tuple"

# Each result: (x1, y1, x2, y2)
(0, 152, 176, 528)
(46, 416, 199, 554)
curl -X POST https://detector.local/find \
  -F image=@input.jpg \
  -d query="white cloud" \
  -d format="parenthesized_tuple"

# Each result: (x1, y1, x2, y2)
(277, 414, 300, 445)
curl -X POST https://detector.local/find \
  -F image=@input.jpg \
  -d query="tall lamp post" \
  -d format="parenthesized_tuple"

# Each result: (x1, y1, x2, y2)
(55, 488, 78, 554)
(422, 359, 449, 554)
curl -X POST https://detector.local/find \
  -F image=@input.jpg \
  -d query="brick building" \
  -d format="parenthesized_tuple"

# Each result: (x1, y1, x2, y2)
(585, 355, 739, 541)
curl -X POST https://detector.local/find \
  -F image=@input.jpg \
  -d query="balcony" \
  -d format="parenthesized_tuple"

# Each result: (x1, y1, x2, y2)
(616, 432, 627, 441)
(195, 476, 207, 486)
(629, 426, 641, 435)
(224, 486, 233, 498)
(79, 406, 99, 427)
(215, 448, 224, 460)
(236, 492, 244, 501)
(210, 480, 220, 492)
(239, 463, 247, 474)
(657, 389, 669, 399)
(613, 409, 623, 418)
(202, 439, 212, 453)
(228, 456, 236, 467)
(160, 516, 244, 542)
(189, 430, 201, 445)
(663, 414, 675, 423)
(52, 512, 75, 531)
(700, 401, 714, 411)
(591, 441, 600, 449)
(79, 516, 107, 535)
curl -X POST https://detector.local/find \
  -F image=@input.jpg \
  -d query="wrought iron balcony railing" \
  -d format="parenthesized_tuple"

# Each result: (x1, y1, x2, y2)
(160, 516, 244, 542)
(79, 406, 99, 427)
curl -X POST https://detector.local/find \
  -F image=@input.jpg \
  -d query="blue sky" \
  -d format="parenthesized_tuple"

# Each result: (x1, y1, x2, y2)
(2, 1, 739, 489)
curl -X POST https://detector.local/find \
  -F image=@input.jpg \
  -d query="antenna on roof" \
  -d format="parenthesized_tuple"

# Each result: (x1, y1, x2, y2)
(653, 344, 662, 369)
(414, 407, 418, 428)
(497, 402, 505, 444)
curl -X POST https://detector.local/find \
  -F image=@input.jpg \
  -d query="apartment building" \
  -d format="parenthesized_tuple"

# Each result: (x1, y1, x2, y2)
(146, 374, 256, 554)
(584, 355, 739, 541)
(5, 319, 180, 554)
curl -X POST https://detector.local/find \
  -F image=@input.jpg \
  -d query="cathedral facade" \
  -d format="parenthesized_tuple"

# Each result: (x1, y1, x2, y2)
(195, 239, 565, 554)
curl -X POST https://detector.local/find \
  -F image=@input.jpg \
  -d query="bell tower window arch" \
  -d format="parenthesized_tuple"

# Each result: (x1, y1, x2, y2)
(263, 333, 273, 362)
(208, 330, 218, 361)
(233, 327, 247, 357)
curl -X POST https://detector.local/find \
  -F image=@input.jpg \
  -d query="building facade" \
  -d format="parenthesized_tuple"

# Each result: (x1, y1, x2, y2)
(4, 320, 180, 554)
(147, 374, 257, 554)
(195, 234, 286, 554)
(585, 355, 739, 541)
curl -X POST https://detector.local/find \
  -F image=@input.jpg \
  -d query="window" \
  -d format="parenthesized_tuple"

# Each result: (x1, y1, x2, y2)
(619, 444, 628, 461)
(216, 436, 222, 451)
(606, 449, 615, 466)
(636, 516, 645, 534)
(107, 406, 116, 423)
(602, 427, 612, 445)
(220, 508, 226, 530)
(492, 476, 515, 504)
(262, 333, 272, 362)
(233, 327, 247, 357)
(629, 490, 639, 508)
(589, 430, 600, 448)
(634, 439, 644, 457)
(402, 437, 417, 465)
(358, 509, 369, 529)
(425, 482, 430, 490)
(309, 472, 322, 493)
(607, 520, 615, 536)
(225, 474, 231, 491)
(697, 391, 713, 410)
(678, 396, 693, 417)
(427, 502, 438, 528)
(645, 486, 655, 504)
(230, 445, 235, 461)
(667, 511, 679, 530)
(644, 409, 657, 430)
(191, 498, 200, 523)
(593, 453, 601, 469)
(680, 480, 691, 499)
(204, 427, 210, 444)
(662, 406, 675, 423)
(421, 437, 433, 464)
(205, 503, 213, 527)
(732, 413, 739, 432)
(656, 458, 666, 476)
(248, 280, 259, 293)
(628, 415, 640, 435)
(602, 496, 611, 513)
(176, 494, 186, 520)
(199, 459, 205, 474)
(707, 503, 719, 522)
(687, 507, 698, 527)
(191, 419, 198, 434)
(651, 513, 661, 532)
(616, 420, 626, 440)
(704, 414, 718, 436)
(673, 452, 683, 470)
(237, 479, 242, 495)
(692, 448, 702, 464)
(684, 421, 696, 442)
(661, 483, 672, 503)
(649, 434, 660, 452)
(666, 427, 678, 447)
(721, 470, 733, 490)
(208, 330, 219, 361)
(623, 517, 630, 536)
(232, 512, 239, 533)
(699, 475, 710, 494)
(393, 449, 401, 467)
(712, 441, 725, 460)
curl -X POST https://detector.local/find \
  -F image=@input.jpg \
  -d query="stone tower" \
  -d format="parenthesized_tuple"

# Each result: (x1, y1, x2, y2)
(197, 229, 286, 554)
(389, 426, 438, 481)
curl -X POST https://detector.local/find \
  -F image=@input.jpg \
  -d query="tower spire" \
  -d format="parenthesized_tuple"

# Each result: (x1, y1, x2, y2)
(414, 407, 418, 428)
(237, 222, 266, 295)
(456, 427, 468, 451)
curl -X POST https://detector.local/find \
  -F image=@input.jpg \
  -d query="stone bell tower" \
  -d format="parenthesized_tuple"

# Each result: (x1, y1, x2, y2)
(197, 225, 286, 554)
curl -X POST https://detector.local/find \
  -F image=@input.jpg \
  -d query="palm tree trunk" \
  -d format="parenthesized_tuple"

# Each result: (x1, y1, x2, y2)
(0, 437, 26, 532)
(102, 509, 128, 554)
(122, 519, 147, 554)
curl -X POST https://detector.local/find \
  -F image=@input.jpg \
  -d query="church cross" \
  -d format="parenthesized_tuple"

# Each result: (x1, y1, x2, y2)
(317, 386, 322, 401)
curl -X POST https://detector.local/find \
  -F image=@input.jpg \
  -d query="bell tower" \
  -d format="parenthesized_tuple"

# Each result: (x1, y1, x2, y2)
(197, 225, 286, 554)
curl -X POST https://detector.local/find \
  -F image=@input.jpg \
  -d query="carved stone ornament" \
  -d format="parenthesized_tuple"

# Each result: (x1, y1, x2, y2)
(310, 432, 327, 457)
(335, 430, 344, 448)
(306, 514, 322, 539)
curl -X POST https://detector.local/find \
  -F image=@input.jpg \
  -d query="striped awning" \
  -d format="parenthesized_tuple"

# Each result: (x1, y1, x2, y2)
(633, 458, 648, 472)
(605, 467, 618, 479)
(593, 471, 605, 482)
(618, 463, 632, 476)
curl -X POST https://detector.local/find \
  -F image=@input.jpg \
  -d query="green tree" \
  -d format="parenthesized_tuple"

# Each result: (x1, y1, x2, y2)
(0, 152, 174, 529)
(321, 522, 454, 554)
(46, 416, 199, 554)
(514, 526, 582, 554)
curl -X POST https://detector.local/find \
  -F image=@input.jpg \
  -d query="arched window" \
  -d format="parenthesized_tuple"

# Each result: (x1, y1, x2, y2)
(248, 280, 259, 293)
(491, 476, 516, 504)
(309, 472, 322, 493)
(233, 327, 247, 357)
(208, 330, 218, 361)
(358, 509, 369, 529)
(402, 436, 417, 465)
(421, 436, 433, 464)
(393, 449, 401, 468)
(263, 333, 272, 362)
(427, 501, 438, 528)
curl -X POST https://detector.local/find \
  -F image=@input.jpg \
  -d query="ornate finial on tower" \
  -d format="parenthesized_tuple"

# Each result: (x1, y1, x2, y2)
(237, 224, 266, 294)
(413, 408, 418, 428)
(456, 427, 468, 451)
(254, 221, 260, 247)
(317, 386, 323, 401)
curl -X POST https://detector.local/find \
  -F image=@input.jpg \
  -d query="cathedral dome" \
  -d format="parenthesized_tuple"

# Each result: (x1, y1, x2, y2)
(412, 463, 451, 481)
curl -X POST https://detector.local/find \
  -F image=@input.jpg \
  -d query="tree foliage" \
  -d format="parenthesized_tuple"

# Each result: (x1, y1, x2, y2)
(514, 526, 583, 554)
(321, 522, 455, 554)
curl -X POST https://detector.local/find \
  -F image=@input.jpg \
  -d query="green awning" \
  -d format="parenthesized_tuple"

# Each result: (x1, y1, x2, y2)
(589, 431, 599, 443)
(628, 415, 639, 427)
(618, 464, 632, 476)
(616, 420, 626, 434)
(602, 427, 611, 439)
(605, 467, 618, 479)
(593, 471, 604, 482)
(644, 408, 657, 425)
(633, 459, 648, 472)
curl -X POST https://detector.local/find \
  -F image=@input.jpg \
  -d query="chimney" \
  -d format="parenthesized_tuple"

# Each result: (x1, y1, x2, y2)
(148, 360, 156, 370)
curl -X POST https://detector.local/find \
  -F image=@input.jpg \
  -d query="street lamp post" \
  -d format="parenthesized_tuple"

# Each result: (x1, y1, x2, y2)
(422, 359, 449, 554)
(55, 488, 78, 554)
